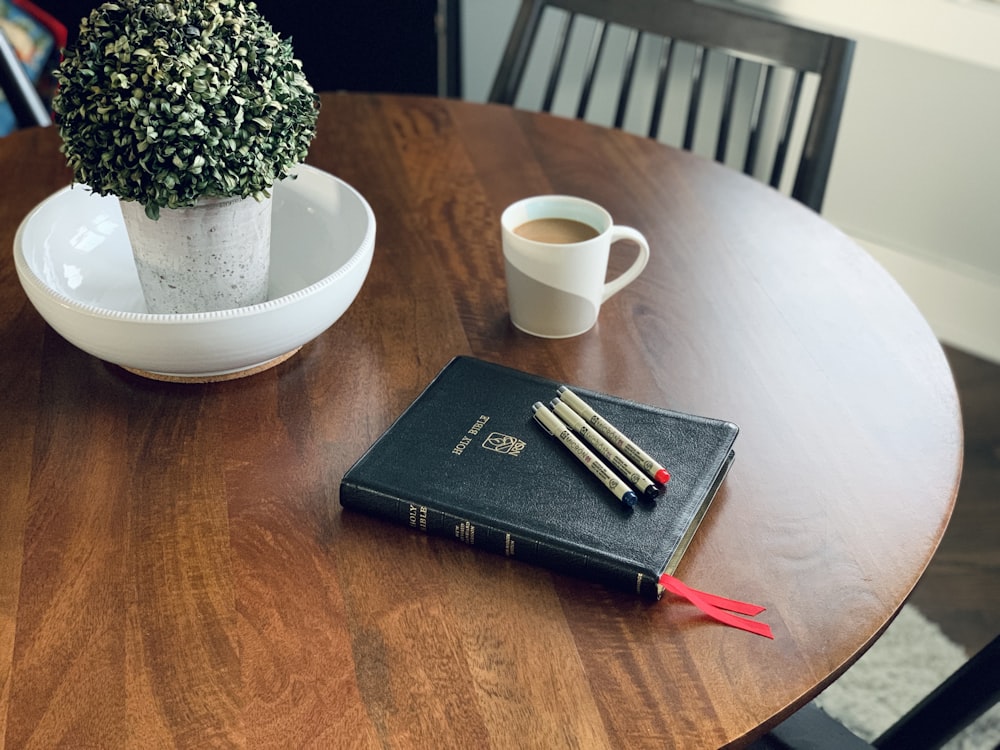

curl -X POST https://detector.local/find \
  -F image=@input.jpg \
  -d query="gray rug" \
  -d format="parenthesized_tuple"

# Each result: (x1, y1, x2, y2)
(815, 604, 1000, 749)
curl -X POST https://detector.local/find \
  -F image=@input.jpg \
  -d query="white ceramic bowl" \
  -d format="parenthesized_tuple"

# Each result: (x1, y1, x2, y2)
(14, 165, 375, 380)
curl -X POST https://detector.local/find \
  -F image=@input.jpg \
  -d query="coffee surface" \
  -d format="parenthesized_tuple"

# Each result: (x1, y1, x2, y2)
(514, 218, 600, 244)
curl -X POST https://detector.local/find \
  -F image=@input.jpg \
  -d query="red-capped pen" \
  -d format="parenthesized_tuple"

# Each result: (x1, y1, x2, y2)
(557, 386, 671, 486)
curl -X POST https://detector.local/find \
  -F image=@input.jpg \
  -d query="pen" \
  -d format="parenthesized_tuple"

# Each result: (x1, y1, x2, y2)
(549, 398, 660, 499)
(531, 402, 638, 508)
(556, 386, 671, 485)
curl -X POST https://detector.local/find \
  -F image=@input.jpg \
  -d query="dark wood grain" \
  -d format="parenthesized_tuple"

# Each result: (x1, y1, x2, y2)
(0, 93, 962, 749)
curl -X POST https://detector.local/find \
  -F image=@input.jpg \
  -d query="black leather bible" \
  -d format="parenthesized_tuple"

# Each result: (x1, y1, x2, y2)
(339, 356, 738, 599)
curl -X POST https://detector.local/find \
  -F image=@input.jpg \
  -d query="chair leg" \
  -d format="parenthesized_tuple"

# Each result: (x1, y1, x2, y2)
(748, 703, 874, 750)
(873, 633, 1000, 750)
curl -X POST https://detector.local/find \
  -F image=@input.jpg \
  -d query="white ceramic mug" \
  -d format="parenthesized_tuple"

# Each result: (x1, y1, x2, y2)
(501, 195, 650, 338)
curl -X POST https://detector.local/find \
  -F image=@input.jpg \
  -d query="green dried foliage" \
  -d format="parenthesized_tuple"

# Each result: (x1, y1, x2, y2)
(52, 0, 319, 219)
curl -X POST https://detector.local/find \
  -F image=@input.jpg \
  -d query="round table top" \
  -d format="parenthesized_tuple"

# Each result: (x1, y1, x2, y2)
(0, 93, 962, 748)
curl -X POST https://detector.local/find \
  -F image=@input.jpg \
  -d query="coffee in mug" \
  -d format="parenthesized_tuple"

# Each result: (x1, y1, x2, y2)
(501, 195, 650, 338)
(513, 218, 600, 244)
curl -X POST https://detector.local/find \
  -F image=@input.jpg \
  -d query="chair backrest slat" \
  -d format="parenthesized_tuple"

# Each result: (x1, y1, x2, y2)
(682, 45, 707, 152)
(647, 38, 675, 139)
(715, 56, 741, 163)
(542, 12, 577, 111)
(488, 0, 855, 212)
(614, 29, 643, 129)
(743, 65, 773, 176)
(575, 20, 609, 118)
(769, 69, 804, 190)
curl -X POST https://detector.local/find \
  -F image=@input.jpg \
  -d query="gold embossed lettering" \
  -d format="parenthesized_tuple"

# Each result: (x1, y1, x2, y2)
(455, 521, 475, 545)
(452, 435, 472, 455)
(468, 415, 490, 435)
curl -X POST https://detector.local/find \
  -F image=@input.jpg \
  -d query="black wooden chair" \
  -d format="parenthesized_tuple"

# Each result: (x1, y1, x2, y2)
(487, 0, 854, 212)
(872, 631, 1000, 750)
(753, 632, 1000, 749)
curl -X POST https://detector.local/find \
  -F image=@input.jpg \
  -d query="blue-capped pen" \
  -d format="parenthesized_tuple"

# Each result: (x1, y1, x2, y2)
(532, 401, 637, 508)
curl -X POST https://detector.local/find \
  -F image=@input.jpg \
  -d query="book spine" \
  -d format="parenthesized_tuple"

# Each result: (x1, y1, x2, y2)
(340, 482, 664, 600)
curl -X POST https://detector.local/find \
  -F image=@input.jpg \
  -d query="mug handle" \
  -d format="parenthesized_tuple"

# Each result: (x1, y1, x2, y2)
(602, 226, 650, 302)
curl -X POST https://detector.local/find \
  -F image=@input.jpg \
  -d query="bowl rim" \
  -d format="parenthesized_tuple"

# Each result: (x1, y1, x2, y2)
(13, 164, 376, 326)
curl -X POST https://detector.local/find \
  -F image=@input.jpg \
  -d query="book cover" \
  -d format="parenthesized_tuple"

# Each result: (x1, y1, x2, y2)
(339, 356, 738, 600)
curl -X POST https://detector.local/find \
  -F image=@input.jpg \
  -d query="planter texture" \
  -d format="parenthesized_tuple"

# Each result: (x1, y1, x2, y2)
(120, 194, 272, 314)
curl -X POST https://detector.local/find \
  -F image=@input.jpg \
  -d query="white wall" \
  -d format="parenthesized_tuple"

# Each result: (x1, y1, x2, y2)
(736, 0, 1000, 365)
(460, 0, 1000, 363)
(460, 0, 519, 101)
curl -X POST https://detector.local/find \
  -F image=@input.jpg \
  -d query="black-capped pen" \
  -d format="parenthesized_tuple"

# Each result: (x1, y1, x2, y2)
(557, 386, 671, 485)
(550, 398, 660, 499)
(531, 402, 637, 508)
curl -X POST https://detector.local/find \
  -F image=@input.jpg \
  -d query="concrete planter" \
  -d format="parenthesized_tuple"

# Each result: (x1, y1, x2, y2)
(120, 194, 273, 314)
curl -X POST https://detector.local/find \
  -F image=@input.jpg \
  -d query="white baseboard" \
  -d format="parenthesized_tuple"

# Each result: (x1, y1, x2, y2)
(856, 238, 1000, 365)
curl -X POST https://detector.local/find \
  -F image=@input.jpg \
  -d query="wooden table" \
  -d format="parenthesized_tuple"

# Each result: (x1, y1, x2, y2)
(0, 93, 962, 748)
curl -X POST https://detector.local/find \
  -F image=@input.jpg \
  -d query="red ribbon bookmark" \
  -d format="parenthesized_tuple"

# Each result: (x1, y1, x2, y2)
(658, 574, 774, 639)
